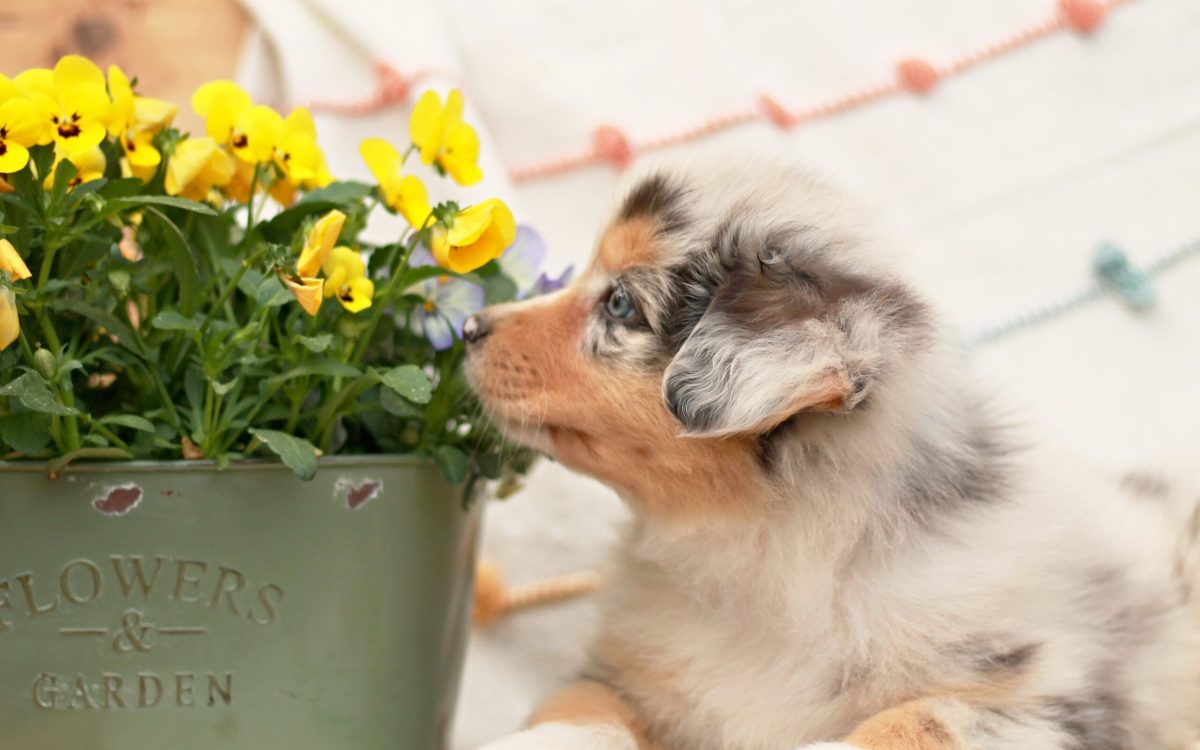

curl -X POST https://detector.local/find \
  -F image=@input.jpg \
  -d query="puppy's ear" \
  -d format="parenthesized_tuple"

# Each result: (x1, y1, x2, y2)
(661, 233, 893, 437)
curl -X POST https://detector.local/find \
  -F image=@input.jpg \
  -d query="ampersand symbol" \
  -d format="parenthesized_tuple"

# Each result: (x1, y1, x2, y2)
(112, 609, 155, 654)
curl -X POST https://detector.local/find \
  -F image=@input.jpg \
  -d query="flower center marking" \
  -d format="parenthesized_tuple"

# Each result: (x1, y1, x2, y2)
(232, 134, 248, 148)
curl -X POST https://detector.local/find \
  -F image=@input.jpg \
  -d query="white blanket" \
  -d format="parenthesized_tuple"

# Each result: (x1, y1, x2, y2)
(236, 0, 1200, 745)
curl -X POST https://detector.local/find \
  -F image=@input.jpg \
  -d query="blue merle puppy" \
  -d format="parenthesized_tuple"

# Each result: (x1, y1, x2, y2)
(462, 158, 1200, 750)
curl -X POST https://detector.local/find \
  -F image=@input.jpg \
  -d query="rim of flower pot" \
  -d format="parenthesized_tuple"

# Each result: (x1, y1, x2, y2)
(0, 453, 431, 475)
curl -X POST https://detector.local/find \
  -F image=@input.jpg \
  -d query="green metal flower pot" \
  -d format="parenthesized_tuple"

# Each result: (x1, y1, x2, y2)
(0, 456, 482, 750)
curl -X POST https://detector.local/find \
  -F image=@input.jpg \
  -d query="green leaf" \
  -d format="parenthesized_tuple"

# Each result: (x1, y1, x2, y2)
(0, 372, 79, 416)
(97, 178, 145, 200)
(211, 378, 238, 396)
(399, 264, 456, 289)
(108, 269, 132, 296)
(142, 207, 203, 315)
(296, 333, 333, 353)
(380, 387, 422, 418)
(46, 298, 146, 358)
(249, 428, 319, 481)
(29, 144, 55, 183)
(432, 444, 469, 484)
(254, 275, 292, 308)
(48, 158, 78, 209)
(0, 192, 38, 215)
(259, 201, 342, 244)
(378, 364, 433, 404)
(299, 181, 372, 205)
(265, 359, 361, 384)
(0, 412, 52, 453)
(151, 310, 200, 332)
(68, 177, 109, 199)
(483, 273, 519, 306)
(476, 451, 505, 480)
(107, 195, 218, 216)
(99, 415, 156, 433)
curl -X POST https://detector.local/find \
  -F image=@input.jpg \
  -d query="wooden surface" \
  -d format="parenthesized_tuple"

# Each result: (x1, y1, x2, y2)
(0, 0, 250, 133)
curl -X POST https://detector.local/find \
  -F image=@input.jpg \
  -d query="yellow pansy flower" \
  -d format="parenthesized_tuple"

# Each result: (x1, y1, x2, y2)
(21, 56, 111, 156)
(0, 287, 18, 351)
(165, 136, 236, 201)
(409, 89, 482, 186)
(0, 239, 31, 281)
(120, 129, 161, 173)
(281, 275, 324, 317)
(107, 65, 177, 175)
(269, 153, 333, 207)
(284, 210, 346, 316)
(191, 80, 252, 144)
(0, 96, 43, 173)
(106, 65, 135, 138)
(44, 144, 106, 189)
(359, 137, 432, 229)
(224, 157, 258, 204)
(0, 74, 26, 104)
(230, 104, 283, 165)
(10, 69, 53, 145)
(430, 198, 516, 274)
(275, 108, 322, 182)
(270, 108, 333, 206)
(322, 246, 374, 313)
(133, 96, 178, 132)
(0, 238, 30, 352)
(296, 209, 346, 278)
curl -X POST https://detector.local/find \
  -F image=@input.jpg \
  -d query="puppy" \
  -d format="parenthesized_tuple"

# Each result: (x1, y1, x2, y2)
(463, 159, 1200, 750)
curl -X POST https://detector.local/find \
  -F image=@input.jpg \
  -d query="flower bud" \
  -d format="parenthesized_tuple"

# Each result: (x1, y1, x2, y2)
(33, 348, 57, 379)
(82, 193, 106, 214)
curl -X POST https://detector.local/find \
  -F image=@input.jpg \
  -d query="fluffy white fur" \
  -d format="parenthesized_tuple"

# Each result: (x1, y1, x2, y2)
(468, 159, 1200, 749)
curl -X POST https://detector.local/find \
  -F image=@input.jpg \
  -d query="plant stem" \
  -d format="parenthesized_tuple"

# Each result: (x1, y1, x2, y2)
(312, 374, 377, 451)
(347, 226, 425, 367)
(196, 245, 271, 341)
(174, 164, 267, 374)
(84, 416, 129, 450)
(36, 311, 80, 452)
(16, 329, 64, 451)
(36, 243, 59, 291)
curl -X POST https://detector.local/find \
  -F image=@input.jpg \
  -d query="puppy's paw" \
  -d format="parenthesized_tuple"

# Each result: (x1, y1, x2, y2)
(479, 723, 638, 750)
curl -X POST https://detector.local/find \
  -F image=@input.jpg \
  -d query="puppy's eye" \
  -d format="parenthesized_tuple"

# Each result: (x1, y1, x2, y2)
(603, 283, 639, 322)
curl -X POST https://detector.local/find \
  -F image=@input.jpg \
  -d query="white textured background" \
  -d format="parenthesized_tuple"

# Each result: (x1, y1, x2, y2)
(235, 0, 1200, 746)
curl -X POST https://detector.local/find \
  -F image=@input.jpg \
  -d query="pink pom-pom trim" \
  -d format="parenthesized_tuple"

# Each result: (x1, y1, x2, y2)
(1059, 0, 1107, 33)
(896, 58, 941, 94)
(592, 125, 634, 169)
(295, 1, 1132, 183)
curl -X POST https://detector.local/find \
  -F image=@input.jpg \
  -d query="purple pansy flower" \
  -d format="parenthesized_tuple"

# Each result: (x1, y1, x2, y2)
(497, 226, 545, 298)
(498, 226, 573, 298)
(406, 226, 570, 349)
(529, 265, 574, 297)
(407, 247, 485, 351)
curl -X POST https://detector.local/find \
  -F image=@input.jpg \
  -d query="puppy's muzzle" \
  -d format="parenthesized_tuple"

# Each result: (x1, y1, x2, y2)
(463, 313, 492, 346)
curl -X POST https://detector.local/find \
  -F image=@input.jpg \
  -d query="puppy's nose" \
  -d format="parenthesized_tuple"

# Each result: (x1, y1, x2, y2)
(463, 314, 491, 345)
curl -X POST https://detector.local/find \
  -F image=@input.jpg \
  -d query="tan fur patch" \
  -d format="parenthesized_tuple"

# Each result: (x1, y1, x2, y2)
(597, 218, 662, 273)
(529, 681, 661, 749)
(469, 276, 770, 520)
(845, 700, 963, 750)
